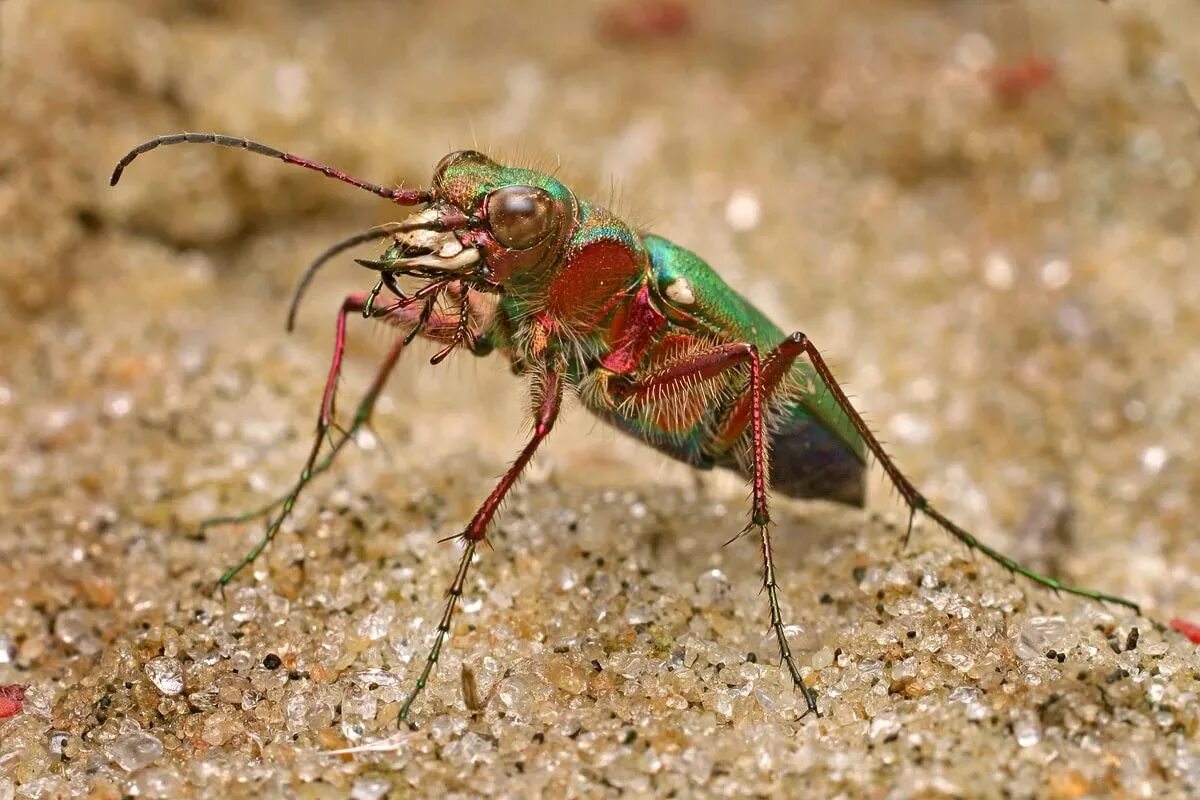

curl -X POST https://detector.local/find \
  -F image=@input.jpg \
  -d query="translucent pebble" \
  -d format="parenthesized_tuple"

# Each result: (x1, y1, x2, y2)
(810, 648, 835, 670)
(949, 686, 991, 721)
(350, 777, 393, 800)
(954, 31, 996, 71)
(108, 730, 164, 771)
(939, 652, 974, 674)
(859, 660, 885, 681)
(103, 392, 133, 418)
(1129, 127, 1164, 163)
(428, 714, 468, 744)
(681, 746, 713, 783)
(1015, 616, 1070, 661)
(241, 689, 262, 712)
(1143, 641, 1169, 657)
(54, 608, 101, 655)
(611, 654, 649, 679)
(349, 669, 399, 689)
(544, 658, 588, 695)
(357, 603, 396, 641)
(215, 675, 246, 705)
(284, 692, 311, 732)
(341, 686, 378, 741)
(461, 596, 484, 613)
(144, 657, 185, 696)
(19, 685, 52, 719)
(0, 633, 16, 664)
(201, 710, 237, 746)
(918, 633, 947, 654)
(984, 253, 1012, 291)
(8, 777, 56, 798)
(556, 567, 578, 591)
(725, 189, 761, 231)
(1118, 747, 1153, 796)
(1012, 711, 1042, 747)
(46, 730, 70, 756)
(1141, 446, 1168, 474)
(624, 605, 652, 625)
(444, 731, 496, 765)
(130, 767, 182, 799)
(229, 649, 254, 673)
(1040, 258, 1071, 290)
(891, 658, 918, 682)
(869, 711, 902, 740)
(889, 412, 932, 445)
(249, 666, 289, 692)
(695, 569, 731, 606)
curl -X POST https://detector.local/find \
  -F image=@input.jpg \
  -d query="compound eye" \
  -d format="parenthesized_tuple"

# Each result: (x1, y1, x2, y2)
(486, 185, 555, 249)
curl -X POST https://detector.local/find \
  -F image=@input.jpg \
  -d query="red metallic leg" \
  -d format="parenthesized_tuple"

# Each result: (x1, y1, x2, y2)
(611, 344, 821, 716)
(399, 368, 564, 721)
(214, 292, 371, 587)
(769, 332, 1139, 612)
(205, 282, 485, 559)
(710, 335, 808, 454)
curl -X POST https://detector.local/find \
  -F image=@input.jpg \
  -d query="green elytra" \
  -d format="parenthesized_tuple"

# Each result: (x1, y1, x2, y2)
(110, 134, 1139, 723)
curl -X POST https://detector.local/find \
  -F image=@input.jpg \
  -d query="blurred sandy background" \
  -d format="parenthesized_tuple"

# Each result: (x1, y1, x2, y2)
(2, 0, 1200, 797)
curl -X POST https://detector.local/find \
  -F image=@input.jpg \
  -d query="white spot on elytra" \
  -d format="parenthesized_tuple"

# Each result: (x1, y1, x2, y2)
(665, 277, 696, 305)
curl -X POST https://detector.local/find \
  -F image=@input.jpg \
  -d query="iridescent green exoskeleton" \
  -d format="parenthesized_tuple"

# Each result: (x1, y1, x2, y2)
(110, 134, 1140, 721)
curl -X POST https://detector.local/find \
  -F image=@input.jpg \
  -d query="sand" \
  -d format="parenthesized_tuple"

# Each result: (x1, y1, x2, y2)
(2, 1, 1199, 797)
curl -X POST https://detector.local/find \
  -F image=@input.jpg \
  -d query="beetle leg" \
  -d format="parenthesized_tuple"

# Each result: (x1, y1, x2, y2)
(207, 291, 482, 590)
(210, 292, 375, 588)
(608, 343, 821, 717)
(722, 332, 1140, 613)
(399, 367, 563, 721)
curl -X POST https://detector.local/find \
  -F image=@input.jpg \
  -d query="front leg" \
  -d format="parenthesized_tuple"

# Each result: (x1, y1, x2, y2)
(399, 365, 564, 721)
(208, 290, 489, 588)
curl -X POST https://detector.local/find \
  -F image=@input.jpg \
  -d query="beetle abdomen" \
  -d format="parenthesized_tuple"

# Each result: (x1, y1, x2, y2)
(763, 409, 866, 507)
(708, 405, 865, 508)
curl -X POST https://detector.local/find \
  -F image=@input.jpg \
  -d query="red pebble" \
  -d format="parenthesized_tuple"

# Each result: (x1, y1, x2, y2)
(1171, 618, 1200, 644)
(0, 685, 26, 719)
(986, 56, 1057, 105)
(600, 0, 691, 42)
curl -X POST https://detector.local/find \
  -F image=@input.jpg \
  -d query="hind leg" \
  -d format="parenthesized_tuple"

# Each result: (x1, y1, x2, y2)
(720, 332, 1140, 612)
(608, 342, 821, 716)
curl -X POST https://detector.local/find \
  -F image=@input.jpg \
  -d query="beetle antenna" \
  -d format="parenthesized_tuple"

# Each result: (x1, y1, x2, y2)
(287, 224, 411, 332)
(110, 132, 432, 205)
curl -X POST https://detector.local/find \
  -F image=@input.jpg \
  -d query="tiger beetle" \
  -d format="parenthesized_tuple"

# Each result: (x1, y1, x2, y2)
(110, 133, 1140, 721)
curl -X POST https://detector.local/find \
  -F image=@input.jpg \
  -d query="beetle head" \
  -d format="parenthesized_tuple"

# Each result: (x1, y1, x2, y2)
(378, 151, 578, 287)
